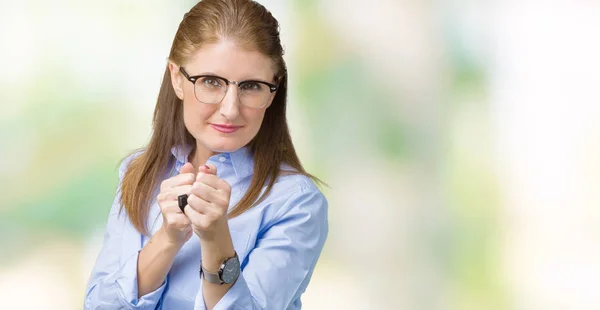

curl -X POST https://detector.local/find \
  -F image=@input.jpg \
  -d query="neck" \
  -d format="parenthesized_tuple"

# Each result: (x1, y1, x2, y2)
(189, 144, 217, 169)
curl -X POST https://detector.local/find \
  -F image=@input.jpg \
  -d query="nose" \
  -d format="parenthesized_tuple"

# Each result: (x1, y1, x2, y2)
(219, 84, 241, 120)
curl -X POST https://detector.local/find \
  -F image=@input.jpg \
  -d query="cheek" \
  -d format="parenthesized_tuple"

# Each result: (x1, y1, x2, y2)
(182, 100, 216, 133)
(183, 84, 215, 120)
(244, 110, 266, 133)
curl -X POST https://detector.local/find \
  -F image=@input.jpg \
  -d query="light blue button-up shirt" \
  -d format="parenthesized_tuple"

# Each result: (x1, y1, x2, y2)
(84, 145, 328, 310)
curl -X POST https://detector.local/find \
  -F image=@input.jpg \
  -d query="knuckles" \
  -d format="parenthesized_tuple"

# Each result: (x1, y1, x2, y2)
(222, 183, 231, 195)
(156, 192, 172, 203)
(186, 194, 200, 207)
(160, 173, 195, 192)
(183, 173, 196, 184)
(160, 180, 168, 191)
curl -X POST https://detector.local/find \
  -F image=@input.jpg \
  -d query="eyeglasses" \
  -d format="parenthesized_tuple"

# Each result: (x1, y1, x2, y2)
(179, 67, 279, 109)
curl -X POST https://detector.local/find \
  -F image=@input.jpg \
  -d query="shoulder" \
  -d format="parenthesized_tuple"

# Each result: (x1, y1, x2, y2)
(274, 171, 321, 194)
(276, 163, 321, 190)
(256, 173, 328, 246)
(267, 171, 328, 220)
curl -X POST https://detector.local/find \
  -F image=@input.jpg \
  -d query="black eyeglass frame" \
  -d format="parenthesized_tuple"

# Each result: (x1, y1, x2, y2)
(179, 67, 279, 108)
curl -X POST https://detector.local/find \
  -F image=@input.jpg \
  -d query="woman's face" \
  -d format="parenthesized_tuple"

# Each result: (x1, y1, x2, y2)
(169, 39, 277, 154)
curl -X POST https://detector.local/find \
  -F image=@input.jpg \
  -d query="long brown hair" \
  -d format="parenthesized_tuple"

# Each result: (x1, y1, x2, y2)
(120, 0, 321, 236)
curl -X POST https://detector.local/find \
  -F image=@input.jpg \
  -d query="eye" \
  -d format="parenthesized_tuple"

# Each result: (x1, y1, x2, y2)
(200, 77, 223, 88)
(240, 82, 263, 92)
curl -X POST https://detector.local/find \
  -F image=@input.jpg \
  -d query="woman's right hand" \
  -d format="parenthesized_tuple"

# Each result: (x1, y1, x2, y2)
(156, 162, 196, 247)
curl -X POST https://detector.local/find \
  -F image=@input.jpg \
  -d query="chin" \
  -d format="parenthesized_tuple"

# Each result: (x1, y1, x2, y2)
(205, 138, 246, 153)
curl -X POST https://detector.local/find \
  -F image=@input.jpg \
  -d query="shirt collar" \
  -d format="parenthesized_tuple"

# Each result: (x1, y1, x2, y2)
(170, 144, 254, 180)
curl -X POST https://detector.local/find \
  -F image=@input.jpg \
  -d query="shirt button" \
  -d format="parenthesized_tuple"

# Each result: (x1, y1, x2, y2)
(219, 156, 226, 162)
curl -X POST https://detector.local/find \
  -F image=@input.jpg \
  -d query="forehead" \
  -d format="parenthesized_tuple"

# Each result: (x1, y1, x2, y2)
(186, 39, 276, 80)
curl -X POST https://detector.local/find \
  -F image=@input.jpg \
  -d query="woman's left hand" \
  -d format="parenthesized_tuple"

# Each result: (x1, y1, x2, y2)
(184, 164, 232, 240)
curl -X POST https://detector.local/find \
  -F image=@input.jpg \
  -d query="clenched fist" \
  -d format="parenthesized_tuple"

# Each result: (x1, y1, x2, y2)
(156, 162, 196, 247)
(182, 163, 232, 241)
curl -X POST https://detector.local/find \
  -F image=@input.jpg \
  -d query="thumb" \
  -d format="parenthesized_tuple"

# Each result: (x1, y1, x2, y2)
(179, 162, 196, 175)
(198, 163, 217, 176)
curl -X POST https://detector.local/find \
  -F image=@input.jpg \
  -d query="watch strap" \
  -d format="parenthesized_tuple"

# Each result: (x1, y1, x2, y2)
(200, 266, 223, 284)
(200, 252, 239, 285)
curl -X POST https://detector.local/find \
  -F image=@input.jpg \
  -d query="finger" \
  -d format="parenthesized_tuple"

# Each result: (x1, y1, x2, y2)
(160, 173, 196, 190)
(180, 162, 196, 174)
(162, 204, 191, 227)
(186, 193, 210, 213)
(190, 181, 226, 205)
(170, 184, 193, 197)
(188, 193, 225, 218)
(160, 162, 196, 190)
(199, 163, 216, 176)
(196, 172, 231, 193)
(183, 202, 207, 228)
(160, 200, 187, 215)
(164, 208, 191, 224)
(157, 185, 193, 202)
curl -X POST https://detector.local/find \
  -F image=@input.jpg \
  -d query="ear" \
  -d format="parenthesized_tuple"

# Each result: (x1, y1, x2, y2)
(168, 62, 185, 100)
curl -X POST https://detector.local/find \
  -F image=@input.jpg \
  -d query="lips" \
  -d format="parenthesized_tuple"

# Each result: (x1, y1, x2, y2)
(210, 124, 243, 133)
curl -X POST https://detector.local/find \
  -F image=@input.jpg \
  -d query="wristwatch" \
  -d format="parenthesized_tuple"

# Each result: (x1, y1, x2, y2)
(200, 252, 240, 285)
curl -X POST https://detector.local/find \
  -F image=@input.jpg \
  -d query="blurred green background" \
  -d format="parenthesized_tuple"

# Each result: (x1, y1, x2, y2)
(1, 1, 600, 309)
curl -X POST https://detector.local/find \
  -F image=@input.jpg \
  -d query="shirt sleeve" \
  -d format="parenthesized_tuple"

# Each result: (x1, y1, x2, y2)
(84, 153, 168, 310)
(193, 185, 329, 310)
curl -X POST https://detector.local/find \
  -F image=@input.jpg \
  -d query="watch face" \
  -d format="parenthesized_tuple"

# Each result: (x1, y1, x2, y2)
(221, 256, 240, 284)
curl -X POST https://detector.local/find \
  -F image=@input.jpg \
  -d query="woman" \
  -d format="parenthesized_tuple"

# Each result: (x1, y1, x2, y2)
(83, 0, 328, 309)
